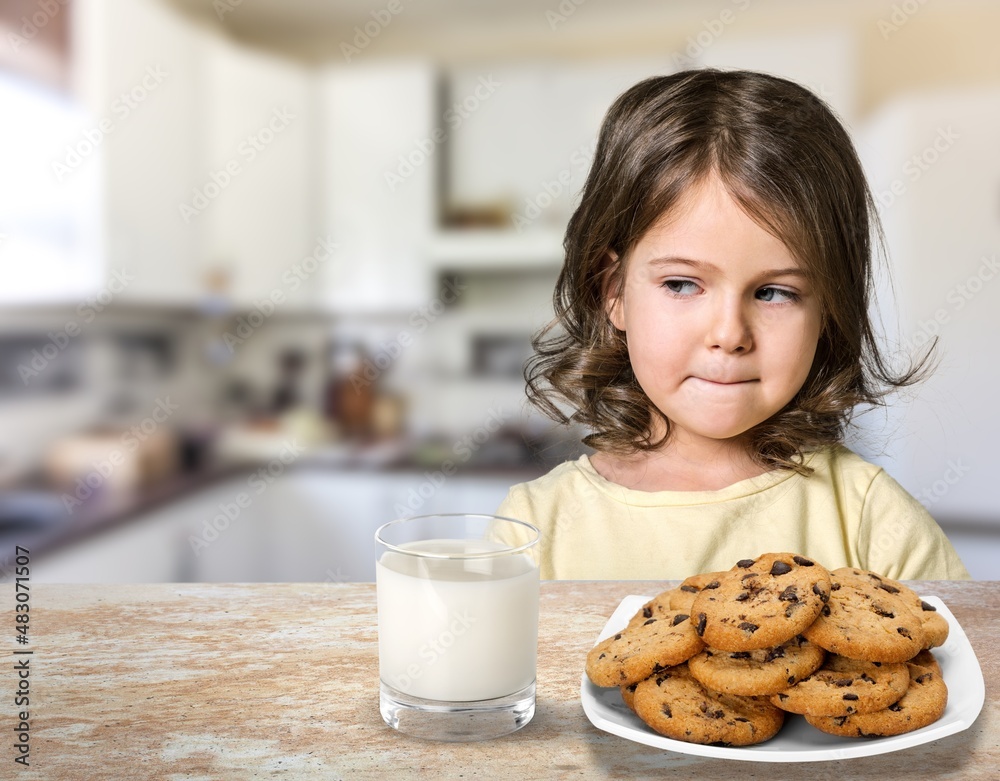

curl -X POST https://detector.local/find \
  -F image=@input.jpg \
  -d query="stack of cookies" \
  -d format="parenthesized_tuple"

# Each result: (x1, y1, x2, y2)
(585, 553, 949, 747)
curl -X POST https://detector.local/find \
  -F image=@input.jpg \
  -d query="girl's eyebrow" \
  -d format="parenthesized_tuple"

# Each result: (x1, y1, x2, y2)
(646, 256, 808, 279)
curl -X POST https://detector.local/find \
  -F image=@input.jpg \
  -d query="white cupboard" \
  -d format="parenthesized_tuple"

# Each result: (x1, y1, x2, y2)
(318, 62, 437, 312)
(64, 0, 317, 309)
(200, 36, 316, 311)
(72, 0, 205, 304)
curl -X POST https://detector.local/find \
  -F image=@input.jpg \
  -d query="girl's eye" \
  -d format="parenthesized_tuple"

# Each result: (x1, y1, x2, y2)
(756, 286, 799, 304)
(662, 279, 700, 296)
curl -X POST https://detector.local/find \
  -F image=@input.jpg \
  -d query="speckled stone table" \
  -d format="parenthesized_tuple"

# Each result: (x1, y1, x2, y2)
(1, 581, 996, 780)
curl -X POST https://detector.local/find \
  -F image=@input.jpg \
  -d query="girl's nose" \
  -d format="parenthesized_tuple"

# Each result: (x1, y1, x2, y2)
(707, 299, 753, 353)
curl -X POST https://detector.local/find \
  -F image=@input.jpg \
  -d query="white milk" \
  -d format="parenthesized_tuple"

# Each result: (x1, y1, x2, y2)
(376, 538, 539, 702)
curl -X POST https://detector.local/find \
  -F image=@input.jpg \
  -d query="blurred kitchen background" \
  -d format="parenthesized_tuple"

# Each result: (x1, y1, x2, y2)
(1, 0, 998, 582)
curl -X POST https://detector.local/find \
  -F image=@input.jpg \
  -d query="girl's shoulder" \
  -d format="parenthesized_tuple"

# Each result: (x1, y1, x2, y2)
(514, 455, 594, 493)
(806, 445, 886, 482)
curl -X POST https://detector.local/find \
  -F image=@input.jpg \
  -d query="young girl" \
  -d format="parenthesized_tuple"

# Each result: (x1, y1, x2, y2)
(496, 69, 969, 581)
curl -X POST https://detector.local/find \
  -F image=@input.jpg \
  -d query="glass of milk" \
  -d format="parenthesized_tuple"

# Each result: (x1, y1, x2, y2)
(375, 513, 540, 741)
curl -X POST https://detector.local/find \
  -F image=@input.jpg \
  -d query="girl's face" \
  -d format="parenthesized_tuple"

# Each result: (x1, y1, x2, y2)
(607, 173, 822, 450)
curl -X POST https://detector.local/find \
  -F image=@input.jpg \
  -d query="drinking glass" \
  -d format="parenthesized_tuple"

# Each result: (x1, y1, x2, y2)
(375, 513, 540, 741)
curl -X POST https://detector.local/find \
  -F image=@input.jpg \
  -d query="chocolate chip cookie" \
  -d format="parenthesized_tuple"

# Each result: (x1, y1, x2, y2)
(688, 635, 826, 696)
(805, 662, 948, 737)
(669, 571, 729, 612)
(802, 568, 926, 662)
(769, 654, 909, 716)
(621, 681, 639, 713)
(632, 663, 785, 746)
(627, 588, 683, 629)
(909, 649, 942, 676)
(691, 553, 831, 651)
(586, 609, 705, 687)
(844, 569, 949, 649)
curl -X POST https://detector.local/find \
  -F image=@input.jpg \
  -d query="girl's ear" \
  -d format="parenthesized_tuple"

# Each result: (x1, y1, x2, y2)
(602, 250, 626, 331)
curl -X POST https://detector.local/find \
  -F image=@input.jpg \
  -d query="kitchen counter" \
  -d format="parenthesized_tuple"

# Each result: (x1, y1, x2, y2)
(2, 450, 547, 566)
(4, 580, 996, 780)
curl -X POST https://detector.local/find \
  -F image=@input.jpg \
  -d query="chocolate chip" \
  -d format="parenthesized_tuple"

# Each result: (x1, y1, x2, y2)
(779, 585, 799, 602)
(897, 627, 912, 638)
(614, 633, 621, 640)
(877, 583, 900, 594)
(662, 704, 672, 717)
(843, 693, 859, 701)
(859, 674, 876, 684)
(765, 646, 786, 662)
(812, 583, 829, 602)
(672, 614, 689, 626)
(831, 582, 841, 591)
(599, 653, 606, 659)
(738, 622, 759, 633)
(741, 573, 757, 582)
(787, 675, 796, 684)
(915, 673, 933, 684)
(736, 559, 755, 569)
(770, 560, 793, 576)
(834, 678, 854, 687)
(642, 606, 653, 618)
(792, 556, 815, 566)
(821, 604, 831, 616)
(680, 585, 699, 593)
(888, 703, 903, 712)
(734, 717, 750, 723)
(921, 600, 937, 612)
(704, 581, 720, 589)
(695, 613, 707, 636)
(735, 592, 750, 602)
(643, 618, 657, 626)
(698, 702, 724, 719)
(872, 605, 895, 618)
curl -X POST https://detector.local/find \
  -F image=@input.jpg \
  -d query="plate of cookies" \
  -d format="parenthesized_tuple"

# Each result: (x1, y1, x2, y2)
(581, 552, 984, 761)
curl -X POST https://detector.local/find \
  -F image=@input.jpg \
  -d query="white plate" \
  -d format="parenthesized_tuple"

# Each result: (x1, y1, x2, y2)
(580, 594, 984, 762)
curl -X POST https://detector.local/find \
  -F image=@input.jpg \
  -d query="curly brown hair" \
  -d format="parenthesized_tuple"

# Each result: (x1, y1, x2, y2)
(526, 68, 931, 474)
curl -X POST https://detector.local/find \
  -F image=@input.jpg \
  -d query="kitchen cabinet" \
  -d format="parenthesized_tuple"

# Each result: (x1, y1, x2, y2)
(443, 59, 667, 240)
(31, 474, 273, 583)
(318, 62, 437, 312)
(201, 36, 316, 311)
(72, 0, 205, 304)
(69, 0, 316, 309)
(254, 468, 518, 582)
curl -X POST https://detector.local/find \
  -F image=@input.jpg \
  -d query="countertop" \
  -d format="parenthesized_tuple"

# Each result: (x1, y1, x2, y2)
(0, 449, 547, 563)
(2, 580, 996, 780)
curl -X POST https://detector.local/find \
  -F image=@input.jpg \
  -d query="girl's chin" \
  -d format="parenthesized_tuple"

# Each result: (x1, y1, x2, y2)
(664, 422, 761, 447)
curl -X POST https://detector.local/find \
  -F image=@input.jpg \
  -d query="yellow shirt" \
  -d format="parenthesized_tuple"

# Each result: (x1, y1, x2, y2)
(495, 445, 970, 581)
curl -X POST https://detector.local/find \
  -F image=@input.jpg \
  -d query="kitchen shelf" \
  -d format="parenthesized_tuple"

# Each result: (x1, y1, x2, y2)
(427, 228, 565, 270)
